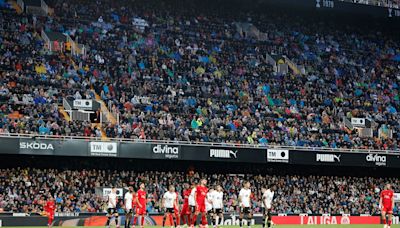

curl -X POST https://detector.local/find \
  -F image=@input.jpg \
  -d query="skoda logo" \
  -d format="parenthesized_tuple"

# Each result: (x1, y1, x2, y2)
(107, 144, 114, 151)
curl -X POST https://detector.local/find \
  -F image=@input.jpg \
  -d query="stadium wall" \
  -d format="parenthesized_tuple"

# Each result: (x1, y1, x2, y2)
(1, 137, 400, 169)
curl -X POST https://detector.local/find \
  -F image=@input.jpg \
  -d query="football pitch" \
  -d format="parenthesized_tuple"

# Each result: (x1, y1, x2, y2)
(1, 226, 399, 228)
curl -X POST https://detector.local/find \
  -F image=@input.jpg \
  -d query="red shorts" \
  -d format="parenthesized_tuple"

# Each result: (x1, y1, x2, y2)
(174, 207, 179, 215)
(196, 203, 206, 213)
(136, 206, 146, 215)
(382, 206, 393, 214)
(181, 204, 190, 215)
(46, 212, 54, 220)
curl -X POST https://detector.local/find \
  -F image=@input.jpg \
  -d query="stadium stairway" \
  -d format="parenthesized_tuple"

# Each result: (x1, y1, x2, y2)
(92, 122, 108, 140)
(68, 57, 112, 140)
(58, 106, 71, 122)
(8, 0, 22, 14)
(93, 92, 117, 126)
(284, 56, 302, 75)
(58, 106, 108, 139)
(236, 23, 303, 75)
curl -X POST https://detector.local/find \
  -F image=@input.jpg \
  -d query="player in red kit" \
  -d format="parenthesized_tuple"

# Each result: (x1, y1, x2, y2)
(193, 179, 208, 228)
(134, 183, 147, 228)
(132, 190, 137, 212)
(180, 183, 192, 226)
(380, 184, 395, 228)
(174, 190, 181, 227)
(44, 196, 56, 228)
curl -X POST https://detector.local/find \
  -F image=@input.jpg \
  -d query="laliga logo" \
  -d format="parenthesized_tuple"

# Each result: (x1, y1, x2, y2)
(153, 145, 179, 154)
(223, 215, 255, 226)
(301, 216, 350, 224)
(341, 216, 350, 224)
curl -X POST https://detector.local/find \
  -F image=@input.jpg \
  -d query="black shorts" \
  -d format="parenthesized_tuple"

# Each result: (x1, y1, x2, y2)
(190, 206, 196, 213)
(107, 208, 118, 215)
(165, 208, 175, 213)
(214, 208, 223, 214)
(262, 208, 271, 216)
(126, 208, 134, 214)
(240, 207, 252, 214)
(207, 209, 213, 215)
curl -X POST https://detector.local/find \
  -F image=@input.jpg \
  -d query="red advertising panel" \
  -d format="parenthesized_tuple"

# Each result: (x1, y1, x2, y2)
(21, 214, 393, 226)
(272, 215, 381, 225)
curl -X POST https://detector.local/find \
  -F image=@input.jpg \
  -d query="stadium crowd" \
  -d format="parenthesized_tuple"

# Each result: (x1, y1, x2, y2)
(0, 0, 399, 150)
(0, 168, 399, 215)
(0, 8, 101, 137)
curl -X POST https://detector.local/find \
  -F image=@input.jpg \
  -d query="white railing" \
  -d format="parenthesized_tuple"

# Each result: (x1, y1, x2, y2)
(62, 98, 72, 111)
(359, 128, 373, 138)
(1, 133, 399, 154)
(343, 117, 354, 130)
(17, 0, 24, 11)
(265, 53, 276, 67)
(40, 0, 48, 15)
(283, 56, 302, 75)
(41, 29, 49, 42)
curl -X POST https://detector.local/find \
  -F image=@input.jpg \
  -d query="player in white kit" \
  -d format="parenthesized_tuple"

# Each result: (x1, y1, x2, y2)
(261, 186, 276, 228)
(238, 182, 252, 228)
(206, 188, 215, 227)
(212, 185, 224, 228)
(106, 187, 120, 228)
(188, 182, 197, 226)
(162, 185, 178, 228)
(124, 187, 134, 228)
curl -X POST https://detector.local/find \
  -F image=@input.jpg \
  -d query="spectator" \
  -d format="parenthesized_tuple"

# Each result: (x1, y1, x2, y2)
(0, 168, 398, 214)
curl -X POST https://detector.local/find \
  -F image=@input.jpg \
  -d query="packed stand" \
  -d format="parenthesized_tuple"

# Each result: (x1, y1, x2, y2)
(0, 0, 400, 150)
(52, 0, 400, 150)
(0, 7, 101, 136)
(0, 168, 399, 214)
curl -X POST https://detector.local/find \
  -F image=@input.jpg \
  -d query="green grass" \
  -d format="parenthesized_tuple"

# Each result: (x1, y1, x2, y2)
(1, 226, 399, 228)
